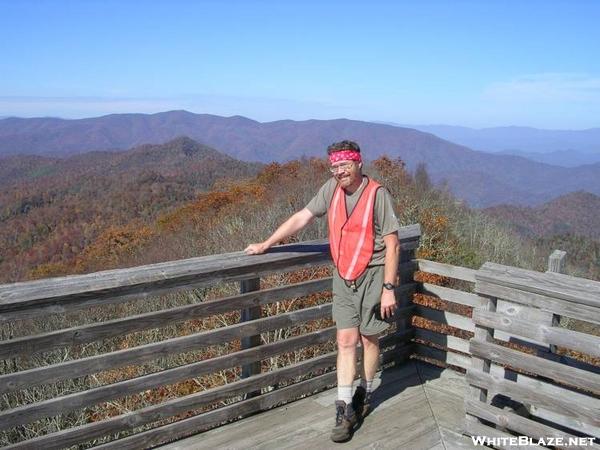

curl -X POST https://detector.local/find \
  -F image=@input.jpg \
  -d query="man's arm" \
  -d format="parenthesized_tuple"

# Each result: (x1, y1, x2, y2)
(380, 232, 400, 319)
(244, 207, 316, 255)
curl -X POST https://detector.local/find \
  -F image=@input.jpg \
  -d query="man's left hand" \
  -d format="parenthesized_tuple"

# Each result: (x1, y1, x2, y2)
(380, 289, 397, 319)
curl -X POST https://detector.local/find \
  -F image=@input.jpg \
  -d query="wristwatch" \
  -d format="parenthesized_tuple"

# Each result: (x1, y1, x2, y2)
(383, 282, 396, 291)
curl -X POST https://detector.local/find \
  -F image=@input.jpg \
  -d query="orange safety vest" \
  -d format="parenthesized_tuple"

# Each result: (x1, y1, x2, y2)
(328, 177, 381, 281)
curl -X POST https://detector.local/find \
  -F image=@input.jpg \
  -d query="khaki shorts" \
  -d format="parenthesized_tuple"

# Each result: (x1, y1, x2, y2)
(332, 265, 390, 336)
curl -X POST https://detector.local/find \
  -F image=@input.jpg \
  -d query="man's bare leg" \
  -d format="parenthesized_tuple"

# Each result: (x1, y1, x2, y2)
(331, 327, 359, 442)
(353, 333, 379, 418)
(360, 333, 380, 381)
(336, 327, 359, 396)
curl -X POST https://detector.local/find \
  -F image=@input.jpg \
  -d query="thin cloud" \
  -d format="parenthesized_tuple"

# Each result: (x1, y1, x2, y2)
(483, 73, 600, 103)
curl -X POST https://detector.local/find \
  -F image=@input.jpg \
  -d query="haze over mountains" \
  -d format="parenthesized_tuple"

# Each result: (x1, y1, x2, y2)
(2, 110, 600, 207)
(408, 124, 600, 167)
(485, 191, 600, 240)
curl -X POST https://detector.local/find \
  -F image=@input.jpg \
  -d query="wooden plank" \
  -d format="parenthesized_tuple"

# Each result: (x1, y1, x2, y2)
(0, 226, 417, 308)
(473, 309, 600, 359)
(494, 299, 554, 351)
(528, 405, 600, 440)
(478, 262, 600, 309)
(416, 259, 477, 282)
(464, 414, 542, 449)
(476, 279, 600, 326)
(0, 327, 337, 430)
(6, 353, 338, 450)
(401, 240, 420, 251)
(415, 328, 471, 354)
(240, 277, 261, 385)
(414, 305, 475, 333)
(0, 278, 332, 359)
(467, 368, 600, 427)
(415, 343, 471, 371)
(465, 400, 599, 450)
(0, 303, 332, 394)
(0, 240, 332, 316)
(399, 260, 418, 283)
(468, 287, 497, 408)
(93, 370, 339, 450)
(547, 250, 567, 274)
(398, 223, 422, 242)
(420, 282, 485, 308)
(470, 339, 600, 395)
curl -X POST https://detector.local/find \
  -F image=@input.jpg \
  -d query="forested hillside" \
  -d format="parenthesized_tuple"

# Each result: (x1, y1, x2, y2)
(0, 137, 262, 282)
(3, 139, 598, 284)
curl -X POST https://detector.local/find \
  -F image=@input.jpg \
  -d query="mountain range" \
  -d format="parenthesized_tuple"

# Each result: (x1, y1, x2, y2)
(484, 191, 600, 241)
(2, 111, 600, 207)
(406, 124, 600, 167)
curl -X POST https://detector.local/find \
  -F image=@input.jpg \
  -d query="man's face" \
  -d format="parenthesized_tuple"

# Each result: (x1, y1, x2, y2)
(330, 159, 361, 189)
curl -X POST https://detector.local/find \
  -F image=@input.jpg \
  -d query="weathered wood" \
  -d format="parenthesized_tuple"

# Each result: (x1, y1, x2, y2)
(547, 250, 567, 274)
(0, 303, 332, 394)
(415, 328, 471, 354)
(380, 328, 415, 349)
(400, 240, 420, 251)
(6, 352, 338, 450)
(477, 262, 600, 309)
(473, 309, 600, 359)
(420, 282, 484, 308)
(240, 277, 261, 386)
(467, 368, 600, 427)
(470, 339, 600, 395)
(398, 223, 422, 242)
(94, 370, 339, 450)
(0, 226, 419, 314)
(415, 343, 471, 371)
(0, 278, 332, 359)
(416, 259, 477, 282)
(493, 299, 554, 351)
(465, 398, 600, 449)
(398, 260, 419, 283)
(527, 404, 600, 440)
(546, 250, 566, 354)
(414, 305, 475, 333)
(476, 279, 600, 325)
(463, 414, 541, 449)
(0, 241, 333, 317)
(468, 287, 497, 407)
(0, 327, 336, 430)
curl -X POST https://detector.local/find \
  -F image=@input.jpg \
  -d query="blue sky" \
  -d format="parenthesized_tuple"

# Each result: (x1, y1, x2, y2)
(1, 0, 599, 128)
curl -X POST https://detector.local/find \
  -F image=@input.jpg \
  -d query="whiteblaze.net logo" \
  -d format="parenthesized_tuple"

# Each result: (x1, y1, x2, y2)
(472, 436, 596, 447)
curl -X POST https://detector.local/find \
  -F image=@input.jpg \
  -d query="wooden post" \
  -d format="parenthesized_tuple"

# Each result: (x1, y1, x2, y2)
(547, 249, 566, 274)
(547, 250, 567, 353)
(395, 229, 420, 363)
(240, 277, 262, 398)
(465, 265, 498, 434)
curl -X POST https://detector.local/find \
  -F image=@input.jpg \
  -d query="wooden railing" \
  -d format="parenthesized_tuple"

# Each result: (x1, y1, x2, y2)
(0, 225, 421, 449)
(413, 249, 600, 447)
(465, 260, 600, 447)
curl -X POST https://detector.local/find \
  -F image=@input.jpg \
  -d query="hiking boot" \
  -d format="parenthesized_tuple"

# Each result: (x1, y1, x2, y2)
(352, 386, 372, 419)
(330, 400, 357, 442)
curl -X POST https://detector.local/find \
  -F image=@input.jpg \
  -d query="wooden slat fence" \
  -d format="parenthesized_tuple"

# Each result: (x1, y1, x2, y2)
(464, 260, 600, 448)
(0, 225, 422, 449)
(412, 258, 478, 371)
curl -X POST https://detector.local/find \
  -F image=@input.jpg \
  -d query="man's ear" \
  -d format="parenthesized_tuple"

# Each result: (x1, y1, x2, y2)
(358, 162, 363, 169)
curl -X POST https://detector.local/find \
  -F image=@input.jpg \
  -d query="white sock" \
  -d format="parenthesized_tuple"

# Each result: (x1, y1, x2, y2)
(337, 385, 353, 404)
(360, 378, 373, 393)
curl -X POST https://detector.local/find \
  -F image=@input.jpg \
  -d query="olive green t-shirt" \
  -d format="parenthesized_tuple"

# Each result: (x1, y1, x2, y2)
(305, 176, 401, 266)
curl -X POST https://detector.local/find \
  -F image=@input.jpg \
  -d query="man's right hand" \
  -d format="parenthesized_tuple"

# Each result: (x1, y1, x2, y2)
(244, 242, 270, 255)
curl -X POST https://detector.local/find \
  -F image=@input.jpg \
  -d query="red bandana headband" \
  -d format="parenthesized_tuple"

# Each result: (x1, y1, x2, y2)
(329, 150, 362, 164)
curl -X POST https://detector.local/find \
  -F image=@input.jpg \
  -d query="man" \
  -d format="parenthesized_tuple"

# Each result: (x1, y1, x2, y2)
(245, 140, 401, 442)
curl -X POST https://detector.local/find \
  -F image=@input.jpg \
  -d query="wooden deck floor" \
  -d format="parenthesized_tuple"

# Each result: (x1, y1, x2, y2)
(160, 360, 479, 449)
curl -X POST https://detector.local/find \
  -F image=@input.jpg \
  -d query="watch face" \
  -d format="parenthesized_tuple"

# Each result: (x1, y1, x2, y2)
(383, 283, 395, 290)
